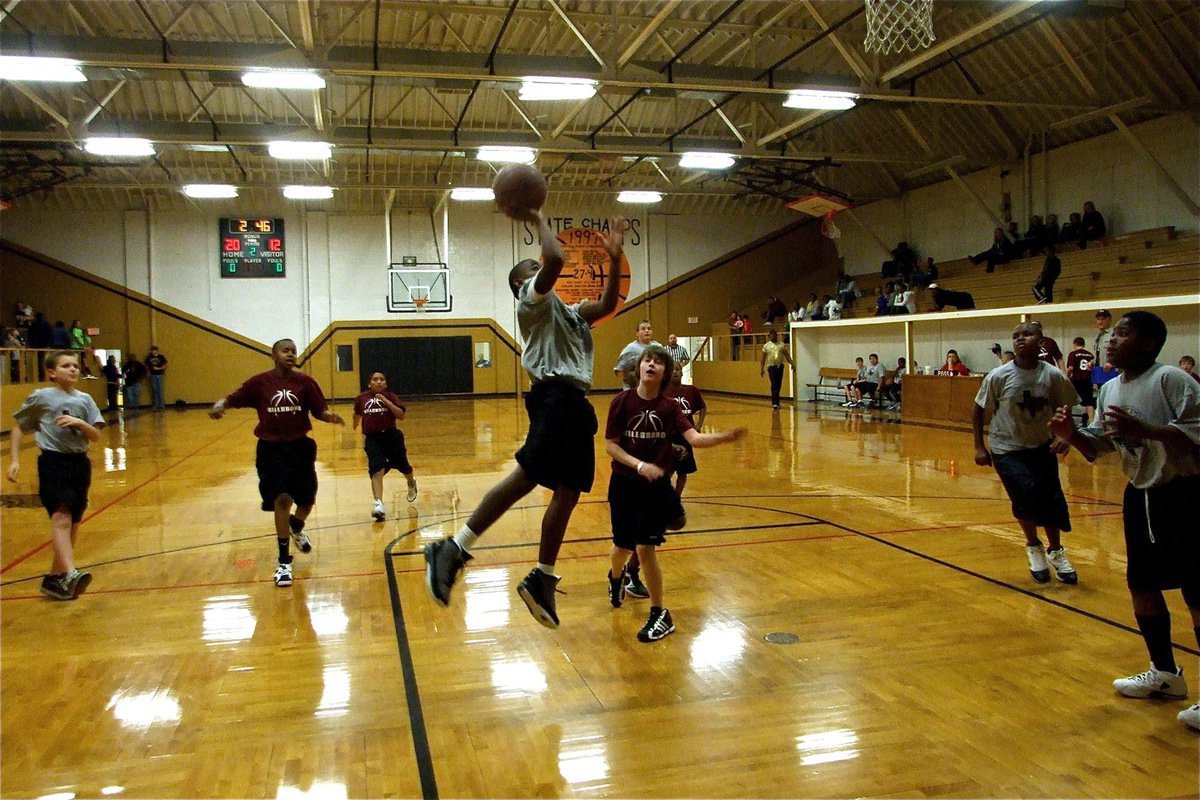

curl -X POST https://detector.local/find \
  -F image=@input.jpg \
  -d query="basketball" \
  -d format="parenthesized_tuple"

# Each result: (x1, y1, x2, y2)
(492, 164, 547, 218)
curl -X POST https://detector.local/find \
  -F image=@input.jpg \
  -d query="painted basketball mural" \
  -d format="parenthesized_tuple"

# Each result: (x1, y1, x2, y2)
(553, 225, 631, 326)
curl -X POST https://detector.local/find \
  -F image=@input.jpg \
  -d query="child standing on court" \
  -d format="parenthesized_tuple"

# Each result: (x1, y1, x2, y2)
(209, 339, 343, 587)
(665, 359, 707, 498)
(424, 211, 624, 629)
(1065, 336, 1096, 425)
(353, 370, 417, 521)
(606, 345, 745, 641)
(972, 321, 1080, 585)
(1049, 311, 1200, 731)
(8, 350, 104, 599)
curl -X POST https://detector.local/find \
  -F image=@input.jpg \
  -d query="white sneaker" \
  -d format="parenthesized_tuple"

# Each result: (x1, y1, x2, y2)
(1045, 547, 1078, 584)
(273, 559, 294, 587)
(1025, 544, 1050, 583)
(372, 500, 386, 522)
(1113, 664, 1188, 699)
(1179, 703, 1199, 731)
(407, 481, 418, 503)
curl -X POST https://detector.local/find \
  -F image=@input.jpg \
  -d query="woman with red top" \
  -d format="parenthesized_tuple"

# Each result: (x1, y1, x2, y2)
(209, 339, 344, 587)
(938, 349, 970, 377)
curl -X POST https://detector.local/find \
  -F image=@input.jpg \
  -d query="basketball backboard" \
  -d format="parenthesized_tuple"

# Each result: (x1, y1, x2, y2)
(387, 264, 451, 313)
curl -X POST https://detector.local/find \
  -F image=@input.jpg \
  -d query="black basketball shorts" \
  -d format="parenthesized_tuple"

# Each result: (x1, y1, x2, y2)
(255, 437, 318, 511)
(1123, 475, 1200, 598)
(515, 381, 597, 493)
(608, 470, 685, 550)
(364, 429, 412, 476)
(38, 450, 92, 522)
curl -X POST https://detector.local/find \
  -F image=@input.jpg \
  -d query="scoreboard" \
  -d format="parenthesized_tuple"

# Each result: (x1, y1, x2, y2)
(220, 218, 285, 278)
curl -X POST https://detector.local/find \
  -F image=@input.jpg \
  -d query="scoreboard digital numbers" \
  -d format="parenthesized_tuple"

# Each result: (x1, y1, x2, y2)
(220, 218, 285, 278)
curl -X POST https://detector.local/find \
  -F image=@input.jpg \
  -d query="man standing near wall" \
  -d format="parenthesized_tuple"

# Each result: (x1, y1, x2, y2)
(146, 345, 169, 410)
(665, 334, 690, 371)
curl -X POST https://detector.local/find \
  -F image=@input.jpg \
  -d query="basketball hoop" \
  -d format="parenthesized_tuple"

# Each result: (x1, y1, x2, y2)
(820, 210, 842, 240)
(410, 286, 430, 313)
(413, 297, 429, 313)
(864, 0, 935, 55)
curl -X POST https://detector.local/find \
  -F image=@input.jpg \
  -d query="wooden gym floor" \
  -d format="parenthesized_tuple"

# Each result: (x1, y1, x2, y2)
(1, 395, 1197, 799)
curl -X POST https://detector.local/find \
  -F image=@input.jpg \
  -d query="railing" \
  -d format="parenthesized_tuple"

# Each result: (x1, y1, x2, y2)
(698, 331, 792, 362)
(1, 347, 89, 385)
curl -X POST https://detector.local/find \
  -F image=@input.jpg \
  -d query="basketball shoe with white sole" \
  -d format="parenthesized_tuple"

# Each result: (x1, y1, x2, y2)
(1025, 544, 1051, 583)
(1113, 664, 1187, 699)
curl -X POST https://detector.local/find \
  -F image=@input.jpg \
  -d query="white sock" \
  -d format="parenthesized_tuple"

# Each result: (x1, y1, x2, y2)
(453, 525, 479, 553)
(536, 562, 556, 577)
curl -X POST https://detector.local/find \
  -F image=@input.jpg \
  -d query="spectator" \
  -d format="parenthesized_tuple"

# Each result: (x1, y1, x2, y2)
(881, 356, 906, 411)
(822, 294, 842, 321)
(924, 257, 938, 284)
(836, 274, 859, 308)
(1032, 244, 1062, 304)
(928, 283, 976, 312)
(102, 355, 121, 411)
(764, 296, 787, 324)
(13, 301, 34, 329)
(51, 321, 70, 349)
(1081, 200, 1106, 244)
(890, 282, 916, 315)
(740, 313, 753, 338)
(68, 319, 91, 352)
(1044, 213, 1061, 247)
(842, 357, 867, 406)
(788, 301, 806, 323)
(27, 312, 53, 350)
(805, 293, 822, 321)
(146, 345, 169, 410)
(847, 353, 885, 408)
(893, 241, 917, 282)
(1060, 212, 1084, 247)
(728, 311, 743, 359)
(122, 353, 147, 408)
(665, 333, 690, 369)
(938, 349, 970, 377)
(1093, 309, 1113, 361)
(969, 227, 1014, 273)
(873, 286, 889, 317)
(1015, 215, 1047, 258)
(1179, 356, 1199, 384)
(5, 327, 24, 382)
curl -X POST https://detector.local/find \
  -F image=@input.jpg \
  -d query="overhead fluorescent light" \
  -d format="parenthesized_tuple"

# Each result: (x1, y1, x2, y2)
(0, 56, 86, 83)
(268, 141, 332, 160)
(783, 90, 857, 111)
(450, 187, 496, 201)
(283, 185, 334, 200)
(518, 77, 597, 101)
(242, 69, 326, 90)
(187, 143, 231, 153)
(619, 155, 660, 163)
(476, 146, 536, 164)
(83, 137, 155, 157)
(182, 184, 238, 199)
(678, 152, 735, 170)
(617, 190, 663, 203)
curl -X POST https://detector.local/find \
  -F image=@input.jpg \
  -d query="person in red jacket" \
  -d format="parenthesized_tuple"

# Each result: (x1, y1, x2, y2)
(209, 339, 344, 587)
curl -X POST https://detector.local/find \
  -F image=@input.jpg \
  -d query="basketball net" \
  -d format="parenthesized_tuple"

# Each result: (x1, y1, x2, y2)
(411, 286, 430, 313)
(864, 0, 935, 55)
(413, 297, 428, 313)
(820, 210, 842, 240)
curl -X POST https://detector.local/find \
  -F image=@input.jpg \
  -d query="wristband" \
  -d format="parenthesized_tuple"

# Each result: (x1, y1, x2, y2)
(636, 461, 645, 474)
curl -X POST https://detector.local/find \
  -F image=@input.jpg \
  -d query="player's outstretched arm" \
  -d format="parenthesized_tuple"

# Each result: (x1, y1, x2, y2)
(208, 398, 227, 419)
(683, 427, 746, 449)
(512, 210, 565, 296)
(319, 409, 345, 425)
(579, 217, 625, 324)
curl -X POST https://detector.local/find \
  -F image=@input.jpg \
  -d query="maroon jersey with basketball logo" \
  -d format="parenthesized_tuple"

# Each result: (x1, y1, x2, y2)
(665, 383, 706, 425)
(1038, 335, 1063, 367)
(605, 389, 693, 478)
(354, 390, 405, 434)
(224, 370, 329, 442)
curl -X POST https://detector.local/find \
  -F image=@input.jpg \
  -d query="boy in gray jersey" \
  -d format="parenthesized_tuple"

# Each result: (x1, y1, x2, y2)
(425, 210, 625, 629)
(8, 351, 105, 599)
(973, 321, 1079, 585)
(1050, 311, 1200, 731)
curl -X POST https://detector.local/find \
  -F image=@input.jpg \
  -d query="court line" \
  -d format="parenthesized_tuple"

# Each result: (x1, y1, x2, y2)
(0, 416, 254, 576)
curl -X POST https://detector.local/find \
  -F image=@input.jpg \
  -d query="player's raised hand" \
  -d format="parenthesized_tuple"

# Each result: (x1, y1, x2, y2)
(1101, 405, 1149, 440)
(603, 217, 626, 259)
(1048, 404, 1076, 440)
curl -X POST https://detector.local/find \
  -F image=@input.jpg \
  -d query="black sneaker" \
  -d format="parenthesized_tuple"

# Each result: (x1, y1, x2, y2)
(517, 568, 562, 629)
(40, 573, 74, 601)
(623, 567, 650, 599)
(637, 607, 675, 642)
(65, 568, 92, 598)
(608, 570, 625, 608)
(424, 538, 471, 607)
(289, 515, 312, 554)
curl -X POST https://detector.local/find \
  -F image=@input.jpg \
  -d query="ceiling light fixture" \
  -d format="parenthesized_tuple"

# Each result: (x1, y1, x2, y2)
(283, 185, 334, 200)
(476, 146, 536, 164)
(268, 141, 332, 160)
(242, 69, 326, 90)
(0, 56, 86, 83)
(617, 190, 663, 203)
(678, 152, 735, 170)
(450, 187, 496, 201)
(783, 90, 858, 111)
(83, 137, 155, 157)
(182, 184, 238, 199)
(518, 77, 597, 101)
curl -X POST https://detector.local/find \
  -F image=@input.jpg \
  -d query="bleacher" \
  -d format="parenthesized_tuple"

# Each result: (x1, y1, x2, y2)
(842, 226, 1197, 318)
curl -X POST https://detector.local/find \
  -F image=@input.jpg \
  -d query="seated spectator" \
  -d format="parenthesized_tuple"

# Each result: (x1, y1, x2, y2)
(873, 286, 889, 317)
(928, 283, 976, 311)
(1006, 220, 1020, 243)
(846, 353, 885, 408)
(881, 356, 906, 411)
(937, 349, 970, 377)
(823, 294, 843, 321)
(836, 274, 859, 308)
(788, 301, 805, 322)
(51, 320, 70, 348)
(924, 257, 938, 284)
(1080, 200, 1106, 244)
(1032, 244, 1061, 304)
(805, 292, 823, 321)
(1015, 215, 1047, 258)
(1044, 213, 1061, 247)
(764, 296, 787, 324)
(13, 301, 33, 329)
(842, 357, 866, 406)
(881, 241, 917, 280)
(1178, 355, 1199, 383)
(1059, 212, 1083, 246)
(890, 282, 916, 315)
(968, 227, 1013, 273)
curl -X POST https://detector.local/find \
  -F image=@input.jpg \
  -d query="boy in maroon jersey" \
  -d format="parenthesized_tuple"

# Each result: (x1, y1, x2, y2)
(664, 360, 707, 498)
(353, 371, 418, 521)
(209, 339, 344, 587)
(1065, 337, 1096, 425)
(605, 345, 745, 642)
